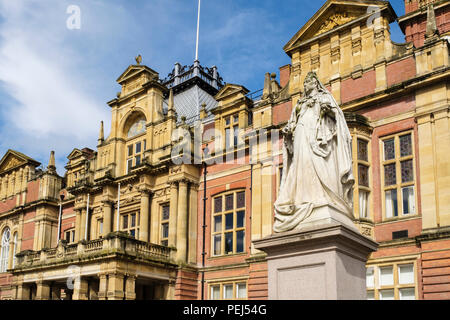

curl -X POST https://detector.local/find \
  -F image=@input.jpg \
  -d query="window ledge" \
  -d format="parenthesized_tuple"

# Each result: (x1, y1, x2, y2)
(380, 214, 421, 225)
(208, 252, 247, 261)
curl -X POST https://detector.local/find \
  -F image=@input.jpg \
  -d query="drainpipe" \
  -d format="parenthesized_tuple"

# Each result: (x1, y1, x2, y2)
(57, 194, 65, 245)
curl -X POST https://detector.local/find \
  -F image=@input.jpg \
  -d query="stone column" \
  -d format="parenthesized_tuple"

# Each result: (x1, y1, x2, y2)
(73, 277, 89, 300)
(98, 273, 108, 300)
(79, 208, 87, 241)
(125, 275, 137, 300)
(188, 183, 198, 264)
(107, 273, 124, 300)
(168, 182, 178, 247)
(139, 188, 150, 242)
(35, 280, 51, 300)
(75, 210, 82, 242)
(16, 284, 31, 300)
(150, 194, 159, 244)
(176, 180, 188, 262)
(102, 201, 113, 236)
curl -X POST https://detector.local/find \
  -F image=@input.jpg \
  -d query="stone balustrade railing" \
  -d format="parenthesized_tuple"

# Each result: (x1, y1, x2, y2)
(14, 232, 174, 270)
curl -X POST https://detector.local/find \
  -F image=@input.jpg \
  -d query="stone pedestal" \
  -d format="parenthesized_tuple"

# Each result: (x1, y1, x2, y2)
(254, 221, 378, 300)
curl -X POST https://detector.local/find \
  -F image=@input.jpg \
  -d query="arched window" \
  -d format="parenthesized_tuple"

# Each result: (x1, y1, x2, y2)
(0, 227, 11, 272)
(127, 118, 146, 138)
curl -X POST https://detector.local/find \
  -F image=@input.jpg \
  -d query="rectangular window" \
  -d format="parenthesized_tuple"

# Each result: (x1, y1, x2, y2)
(233, 125, 239, 147)
(98, 219, 103, 238)
(379, 266, 394, 286)
(126, 138, 145, 174)
(209, 281, 248, 300)
(121, 213, 138, 238)
(224, 114, 239, 150)
(127, 159, 133, 174)
(161, 205, 170, 246)
(354, 137, 371, 220)
(398, 264, 414, 285)
(381, 132, 416, 220)
(212, 191, 246, 256)
(135, 155, 141, 166)
(367, 262, 416, 300)
(65, 229, 75, 243)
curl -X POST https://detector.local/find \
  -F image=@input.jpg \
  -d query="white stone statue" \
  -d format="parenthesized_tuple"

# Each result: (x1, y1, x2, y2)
(274, 71, 354, 233)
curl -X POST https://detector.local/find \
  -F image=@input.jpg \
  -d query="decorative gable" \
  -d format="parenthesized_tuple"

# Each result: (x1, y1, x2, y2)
(0, 150, 40, 175)
(214, 84, 249, 102)
(116, 64, 160, 96)
(283, 0, 396, 56)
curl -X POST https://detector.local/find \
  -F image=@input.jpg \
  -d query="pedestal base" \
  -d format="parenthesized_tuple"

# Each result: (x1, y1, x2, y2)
(253, 222, 378, 300)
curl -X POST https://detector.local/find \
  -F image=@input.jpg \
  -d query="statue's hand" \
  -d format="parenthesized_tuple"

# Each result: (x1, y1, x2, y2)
(320, 102, 335, 121)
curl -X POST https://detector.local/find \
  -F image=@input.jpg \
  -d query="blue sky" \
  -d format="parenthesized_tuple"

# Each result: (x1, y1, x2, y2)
(0, 0, 406, 175)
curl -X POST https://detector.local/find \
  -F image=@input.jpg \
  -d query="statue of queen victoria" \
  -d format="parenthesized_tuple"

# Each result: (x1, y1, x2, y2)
(274, 71, 355, 233)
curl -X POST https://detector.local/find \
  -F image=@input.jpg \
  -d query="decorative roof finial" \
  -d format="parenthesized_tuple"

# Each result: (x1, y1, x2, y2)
(135, 54, 142, 65)
(425, 4, 439, 41)
(98, 121, 104, 145)
(47, 151, 56, 172)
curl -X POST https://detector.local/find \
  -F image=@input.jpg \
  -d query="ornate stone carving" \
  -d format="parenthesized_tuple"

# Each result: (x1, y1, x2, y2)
(316, 12, 355, 36)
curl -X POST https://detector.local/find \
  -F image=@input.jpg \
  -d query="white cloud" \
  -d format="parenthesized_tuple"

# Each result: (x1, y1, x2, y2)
(0, 0, 119, 174)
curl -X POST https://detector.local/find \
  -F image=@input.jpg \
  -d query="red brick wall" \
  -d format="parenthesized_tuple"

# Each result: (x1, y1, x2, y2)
(273, 101, 292, 126)
(0, 197, 18, 213)
(279, 65, 291, 88)
(403, 5, 450, 48)
(386, 57, 416, 88)
(341, 70, 376, 104)
(26, 180, 40, 203)
(421, 239, 450, 300)
(175, 269, 198, 300)
(248, 261, 268, 300)
(21, 211, 36, 251)
(374, 218, 422, 242)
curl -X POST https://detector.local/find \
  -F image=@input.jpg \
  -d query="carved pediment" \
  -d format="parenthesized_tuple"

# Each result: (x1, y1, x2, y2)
(0, 150, 40, 175)
(116, 65, 159, 86)
(67, 149, 84, 161)
(214, 84, 249, 102)
(283, 0, 396, 56)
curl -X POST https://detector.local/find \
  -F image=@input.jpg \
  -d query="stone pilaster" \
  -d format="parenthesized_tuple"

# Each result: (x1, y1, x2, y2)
(16, 284, 31, 300)
(168, 182, 178, 247)
(107, 273, 124, 300)
(35, 280, 51, 300)
(102, 200, 113, 236)
(73, 277, 89, 300)
(176, 180, 188, 262)
(125, 275, 136, 300)
(98, 273, 108, 300)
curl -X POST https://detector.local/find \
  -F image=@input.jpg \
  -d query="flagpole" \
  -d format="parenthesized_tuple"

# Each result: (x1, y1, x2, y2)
(195, 0, 201, 61)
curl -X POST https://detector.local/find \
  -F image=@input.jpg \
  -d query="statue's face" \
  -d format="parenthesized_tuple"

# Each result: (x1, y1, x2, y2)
(304, 76, 318, 94)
